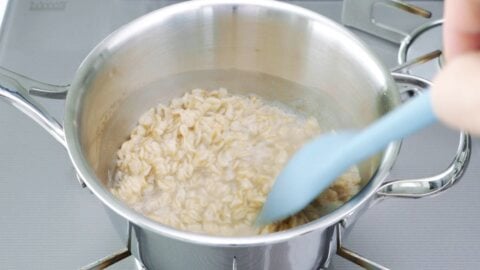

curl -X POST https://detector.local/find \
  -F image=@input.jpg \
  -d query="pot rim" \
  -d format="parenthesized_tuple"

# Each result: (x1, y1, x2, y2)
(64, 0, 401, 247)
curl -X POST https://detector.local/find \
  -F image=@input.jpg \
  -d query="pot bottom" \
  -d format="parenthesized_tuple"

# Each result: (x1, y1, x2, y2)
(134, 258, 147, 270)
(131, 257, 333, 270)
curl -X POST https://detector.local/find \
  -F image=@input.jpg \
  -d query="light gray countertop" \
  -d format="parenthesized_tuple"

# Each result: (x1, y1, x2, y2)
(0, 1, 479, 269)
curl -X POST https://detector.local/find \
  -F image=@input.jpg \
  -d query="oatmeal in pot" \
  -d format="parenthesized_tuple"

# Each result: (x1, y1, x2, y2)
(110, 88, 361, 236)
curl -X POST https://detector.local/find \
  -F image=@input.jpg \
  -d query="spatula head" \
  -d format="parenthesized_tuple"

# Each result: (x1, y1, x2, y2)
(256, 131, 357, 225)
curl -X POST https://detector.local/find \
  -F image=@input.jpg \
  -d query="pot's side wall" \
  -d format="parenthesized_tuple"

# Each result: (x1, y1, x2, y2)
(135, 225, 334, 270)
(104, 192, 378, 269)
(106, 205, 130, 244)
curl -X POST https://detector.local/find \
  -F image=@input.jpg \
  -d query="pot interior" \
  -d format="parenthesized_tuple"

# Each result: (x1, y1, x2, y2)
(71, 0, 399, 236)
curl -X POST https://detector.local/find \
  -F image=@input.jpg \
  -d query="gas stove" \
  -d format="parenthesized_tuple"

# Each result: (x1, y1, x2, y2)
(0, 1, 479, 269)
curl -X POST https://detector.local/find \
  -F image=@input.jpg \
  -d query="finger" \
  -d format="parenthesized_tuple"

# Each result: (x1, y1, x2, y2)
(444, 0, 480, 60)
(432, 52, 480, 135)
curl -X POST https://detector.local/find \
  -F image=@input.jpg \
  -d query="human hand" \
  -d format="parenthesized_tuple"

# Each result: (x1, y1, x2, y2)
(432, 0, 480, 134)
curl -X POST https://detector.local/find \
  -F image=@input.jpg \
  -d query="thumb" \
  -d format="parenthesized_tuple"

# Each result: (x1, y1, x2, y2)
(432, 52, 480, 135)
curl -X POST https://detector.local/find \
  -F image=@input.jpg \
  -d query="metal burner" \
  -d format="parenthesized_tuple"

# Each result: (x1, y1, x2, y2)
(342, 0, 444, 80)
(342, 0, 432, 43)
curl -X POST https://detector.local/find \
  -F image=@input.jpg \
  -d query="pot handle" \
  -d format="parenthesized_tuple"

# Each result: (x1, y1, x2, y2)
(376, 73, 471, 198)
(335, 71, 471, 270)
(0, 66, 68, 147)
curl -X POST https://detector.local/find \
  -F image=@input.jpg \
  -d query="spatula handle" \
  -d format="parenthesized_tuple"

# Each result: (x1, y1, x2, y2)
(346, 91, 436, 163)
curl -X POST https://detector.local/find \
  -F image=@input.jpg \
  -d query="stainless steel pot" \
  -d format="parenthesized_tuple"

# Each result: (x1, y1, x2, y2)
(0, 1, 471, 269)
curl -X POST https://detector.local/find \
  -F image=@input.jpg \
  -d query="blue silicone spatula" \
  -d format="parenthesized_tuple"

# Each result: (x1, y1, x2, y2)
(257, 91, 437, 225)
